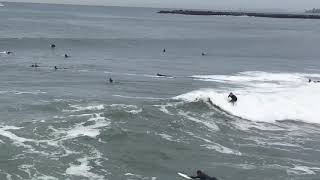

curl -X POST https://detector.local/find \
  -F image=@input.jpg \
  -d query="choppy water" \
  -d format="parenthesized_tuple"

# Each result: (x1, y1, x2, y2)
(1, 2, 320, 180)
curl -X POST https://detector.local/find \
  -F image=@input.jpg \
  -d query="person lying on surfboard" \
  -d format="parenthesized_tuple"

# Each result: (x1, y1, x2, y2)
(190, 170, 217, 180)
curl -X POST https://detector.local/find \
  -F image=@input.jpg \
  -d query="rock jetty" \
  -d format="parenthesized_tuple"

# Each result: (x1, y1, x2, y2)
(158, 10, 320, 19)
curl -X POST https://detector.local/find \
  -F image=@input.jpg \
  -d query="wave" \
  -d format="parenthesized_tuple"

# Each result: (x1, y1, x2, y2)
(113, 94, 165, 100)
(176, 71, 320, 124)
(192, 71, 320, 89)
(64, 104, 105, 112)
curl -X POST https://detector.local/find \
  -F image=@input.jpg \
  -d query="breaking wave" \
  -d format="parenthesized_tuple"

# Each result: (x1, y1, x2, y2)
(175, 71, 320, 123)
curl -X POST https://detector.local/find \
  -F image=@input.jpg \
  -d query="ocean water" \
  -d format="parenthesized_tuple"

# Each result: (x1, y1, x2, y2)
(1, 2, 320, 180)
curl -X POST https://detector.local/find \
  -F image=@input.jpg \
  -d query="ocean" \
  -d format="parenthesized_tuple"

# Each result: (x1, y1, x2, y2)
(0, 2, 320, 180)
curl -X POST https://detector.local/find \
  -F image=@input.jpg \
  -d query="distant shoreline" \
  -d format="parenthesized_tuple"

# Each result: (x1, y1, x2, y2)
(158, 10, 320, 19)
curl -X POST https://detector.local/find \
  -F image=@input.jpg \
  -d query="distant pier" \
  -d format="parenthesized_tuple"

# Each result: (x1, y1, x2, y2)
(158, 10, 320, 19)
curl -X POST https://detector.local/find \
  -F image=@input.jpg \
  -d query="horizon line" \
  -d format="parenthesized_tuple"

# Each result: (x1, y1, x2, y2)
(1, 1, 300, 13)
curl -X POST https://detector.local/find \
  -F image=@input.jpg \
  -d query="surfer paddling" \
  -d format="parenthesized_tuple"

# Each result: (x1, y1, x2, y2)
(157, 73, 167, 77)
(308, 78, 320, 83)
(190, 170, 218, 180)
(31, 63, 39, 68)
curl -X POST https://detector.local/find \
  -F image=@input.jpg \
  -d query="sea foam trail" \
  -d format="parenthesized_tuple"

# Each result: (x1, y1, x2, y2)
(176, 72, 320, 123)
(66, 157, 104, 180)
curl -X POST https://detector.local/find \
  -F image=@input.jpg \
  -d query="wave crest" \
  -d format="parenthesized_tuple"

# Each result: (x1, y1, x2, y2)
(176, 72, 320, 123)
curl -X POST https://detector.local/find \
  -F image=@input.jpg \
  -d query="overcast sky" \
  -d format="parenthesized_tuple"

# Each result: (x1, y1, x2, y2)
(3, 0, 320, 11)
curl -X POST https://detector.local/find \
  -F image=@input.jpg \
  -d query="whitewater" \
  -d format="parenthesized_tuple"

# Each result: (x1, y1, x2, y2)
(176, 71, 320, 123)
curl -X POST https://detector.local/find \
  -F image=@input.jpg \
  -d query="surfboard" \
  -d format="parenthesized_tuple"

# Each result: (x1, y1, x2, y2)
(178, 172, 192, 179)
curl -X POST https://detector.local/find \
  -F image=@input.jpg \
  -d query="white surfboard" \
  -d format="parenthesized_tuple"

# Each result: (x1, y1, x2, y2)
(178, 172, 192, 179)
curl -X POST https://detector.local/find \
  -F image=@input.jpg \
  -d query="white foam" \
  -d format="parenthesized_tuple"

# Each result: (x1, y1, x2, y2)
(12, 90, 46, 95)
(158, 105, 172, 115)
(124, 172, 156, 180)
(66, 157, 104, 180)
(109, 104, 138, 108)
(6, 174, 12, 180)
(18, 164, 32, 178)
(65, 104, 104, 112)
(56, 113, 110, 140)
(231, 120, 286, 131)
(244, 136, 302, 149)
(36, 175, 58, 180)
(186, 131, 241, 156)
(0, 126, 34, 148)
(124, 173, 143, 178)
(153, 104, 175, 115)
(69, 113, 93, 118)
(192, 71, 320, 86)
(234, 164, 256, 170)
(201, 144, 242, 156)
(0, 126, 66, 156)
(177, 71, 320, 123)
(155, 132, 179, 142)
(127, 109, 142, 114)
(113, 95, 164, 100)
(109, 104, 142, 114)
(178, 111, 219, 131)
(287, 165, 320, 175)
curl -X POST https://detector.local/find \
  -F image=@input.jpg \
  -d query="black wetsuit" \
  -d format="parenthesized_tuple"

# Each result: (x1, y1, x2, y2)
(228, 94, 237, 103)
(190, 172, 217, 180)
(157, 73, 166, 77)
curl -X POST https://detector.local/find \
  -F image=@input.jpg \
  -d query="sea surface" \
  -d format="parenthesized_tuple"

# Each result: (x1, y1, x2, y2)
(0, 2, 320, 180)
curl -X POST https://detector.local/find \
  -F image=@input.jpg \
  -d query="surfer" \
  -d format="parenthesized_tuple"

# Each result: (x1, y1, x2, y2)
(51, 44, 56, 48)
(64, 54, 69, 58)
(109, 78, 113, 83)
(163, 48, 166, 53)
(54, 66, 58, 70)
(201, 52, 206, 56)
(308, 78, 320, 83)
(190, 170, 217, 180)
(31, 63, 39, 68)
(6, 51, 12, 54)
(228, 92, 237, 105)
(157, 73, 167, 77)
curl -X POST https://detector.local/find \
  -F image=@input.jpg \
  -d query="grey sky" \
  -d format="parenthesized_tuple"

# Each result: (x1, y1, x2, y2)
(3, 0, 320, 11)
